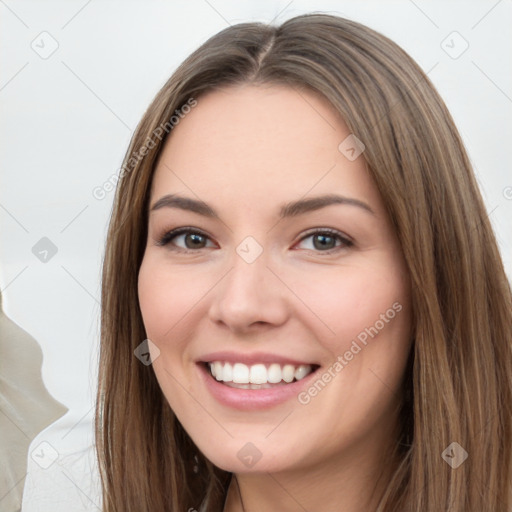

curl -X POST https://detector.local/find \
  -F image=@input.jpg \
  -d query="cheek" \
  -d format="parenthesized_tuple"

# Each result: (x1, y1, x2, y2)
(295, 262, 410, 353)
(137, 256, 200, 409)
(137, 255, 206, 342)
(292, 264, 411, 442)
(138, 259, 173, 340)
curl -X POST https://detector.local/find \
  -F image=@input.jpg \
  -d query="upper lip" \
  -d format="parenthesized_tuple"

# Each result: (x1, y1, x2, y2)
(197, 351, 318, 367)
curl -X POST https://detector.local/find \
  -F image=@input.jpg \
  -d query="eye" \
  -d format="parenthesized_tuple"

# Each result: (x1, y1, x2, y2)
(295, 228, 353, 254)
(155, 227, 353, 254)
(155, 227, 216, 252)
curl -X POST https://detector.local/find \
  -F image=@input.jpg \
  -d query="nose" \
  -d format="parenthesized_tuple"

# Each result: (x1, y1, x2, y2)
(207, 247, 289, 333)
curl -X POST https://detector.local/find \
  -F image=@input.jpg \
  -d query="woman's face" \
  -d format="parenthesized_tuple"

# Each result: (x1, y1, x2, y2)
(138, 84, 412, 475)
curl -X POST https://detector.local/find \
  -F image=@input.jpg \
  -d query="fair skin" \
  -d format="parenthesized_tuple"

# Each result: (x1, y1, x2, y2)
(138, 84, 413, 512)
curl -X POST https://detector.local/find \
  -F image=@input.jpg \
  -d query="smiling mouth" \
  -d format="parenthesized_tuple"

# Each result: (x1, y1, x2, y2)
(204, 361, 320, 389)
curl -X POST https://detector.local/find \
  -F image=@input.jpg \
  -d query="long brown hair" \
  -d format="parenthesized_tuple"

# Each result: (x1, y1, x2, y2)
(95, 13, 512, 511)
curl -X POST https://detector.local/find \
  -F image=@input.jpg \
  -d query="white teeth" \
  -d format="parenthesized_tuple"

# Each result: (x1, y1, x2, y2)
(294, 365, 310, 380)
(249, 364, 267, 384)
(214, 361, 223, 381)
(223, 362, 233, 382)
(232, 363, 249, 384)
(282, 364, 295, 383)
(207, 361, 314, 385)
(267, 363, 282, 383)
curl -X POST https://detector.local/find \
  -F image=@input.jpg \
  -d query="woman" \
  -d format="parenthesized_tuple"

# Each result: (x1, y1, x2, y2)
(95, 13, 512, 511)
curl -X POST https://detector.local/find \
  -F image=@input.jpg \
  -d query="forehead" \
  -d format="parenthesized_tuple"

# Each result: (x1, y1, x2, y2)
(150, 84, 381, 214)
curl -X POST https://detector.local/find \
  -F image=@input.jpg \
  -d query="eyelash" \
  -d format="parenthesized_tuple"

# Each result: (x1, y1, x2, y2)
(155, 227, 354, 255)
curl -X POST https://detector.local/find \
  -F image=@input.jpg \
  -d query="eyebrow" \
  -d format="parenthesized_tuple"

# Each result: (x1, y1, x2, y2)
(150, 193, 375, 218)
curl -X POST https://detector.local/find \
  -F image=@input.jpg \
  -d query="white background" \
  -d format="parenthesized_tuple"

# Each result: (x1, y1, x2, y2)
(1, 1, 511, 510)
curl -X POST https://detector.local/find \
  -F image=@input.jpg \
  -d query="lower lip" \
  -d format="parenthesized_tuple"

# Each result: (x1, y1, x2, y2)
(197, 363, 319, 411)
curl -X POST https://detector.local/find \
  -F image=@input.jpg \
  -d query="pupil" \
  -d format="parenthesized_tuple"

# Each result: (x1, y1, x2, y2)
(314, 234, 334, 250)
(187, 233, 205, 248)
